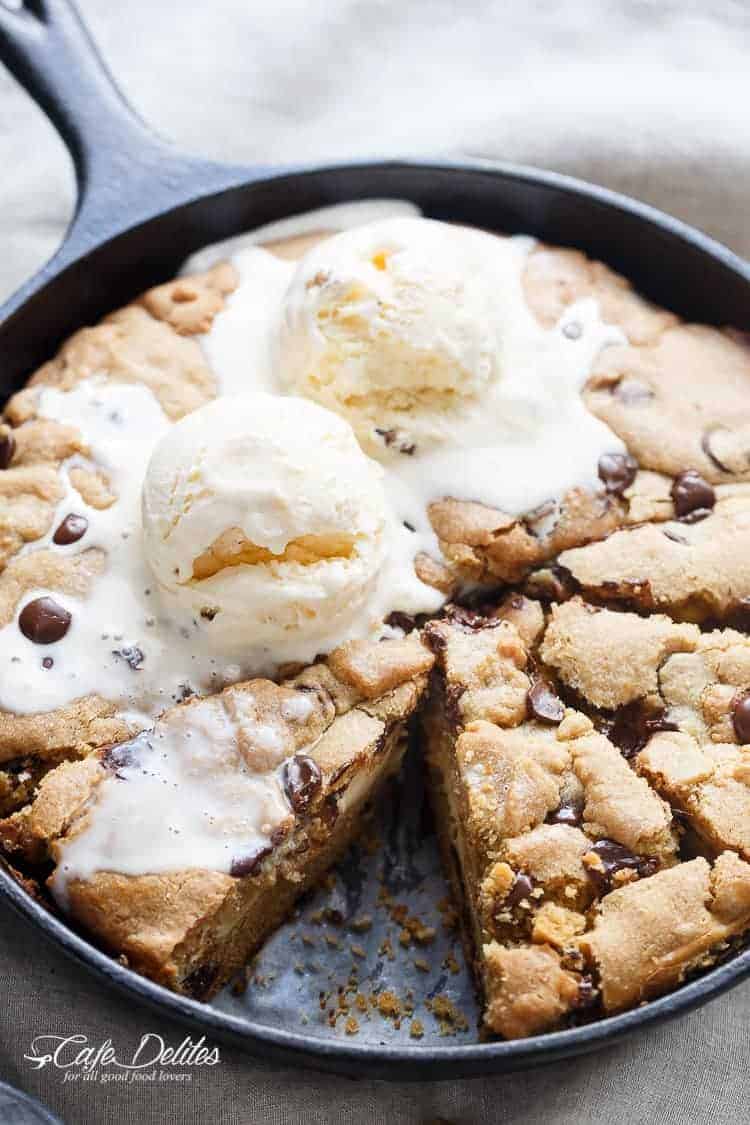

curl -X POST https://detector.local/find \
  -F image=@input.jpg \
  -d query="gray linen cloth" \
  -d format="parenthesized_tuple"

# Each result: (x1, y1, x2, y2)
(0, 1, 748, 1121)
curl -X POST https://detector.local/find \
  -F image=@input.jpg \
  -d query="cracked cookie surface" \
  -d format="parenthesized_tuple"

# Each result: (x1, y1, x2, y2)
(423, 605, 750, 1038)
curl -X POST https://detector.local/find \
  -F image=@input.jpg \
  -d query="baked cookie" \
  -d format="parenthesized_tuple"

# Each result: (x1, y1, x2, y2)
(423, 606, 750, 1038)
(0, 633, 433, 997)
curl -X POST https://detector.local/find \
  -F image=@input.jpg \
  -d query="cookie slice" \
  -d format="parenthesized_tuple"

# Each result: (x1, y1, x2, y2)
(542, 598, 750, 858)
(0, 634, 433, 999)
(422, 608, 750, 1038)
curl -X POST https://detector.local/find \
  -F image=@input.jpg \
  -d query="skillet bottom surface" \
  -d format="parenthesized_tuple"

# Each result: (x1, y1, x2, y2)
(211, 735, 481, 1048)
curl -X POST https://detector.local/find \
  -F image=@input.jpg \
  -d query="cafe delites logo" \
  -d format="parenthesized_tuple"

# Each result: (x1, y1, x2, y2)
(24, 1033, 221, 1084)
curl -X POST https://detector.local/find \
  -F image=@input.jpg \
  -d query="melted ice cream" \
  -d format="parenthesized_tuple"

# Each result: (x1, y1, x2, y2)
(0, 201, 632, 889)
(0, 203, 622, 731)
(51, 694, 292, 904)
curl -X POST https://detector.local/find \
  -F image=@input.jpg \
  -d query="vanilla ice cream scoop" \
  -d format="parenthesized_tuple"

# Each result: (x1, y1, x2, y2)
(142, 392, 391, 661)
(277, 217, 505, 458)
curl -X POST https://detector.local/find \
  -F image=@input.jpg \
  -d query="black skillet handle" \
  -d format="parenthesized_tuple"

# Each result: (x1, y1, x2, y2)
(0, 0, 261, 300)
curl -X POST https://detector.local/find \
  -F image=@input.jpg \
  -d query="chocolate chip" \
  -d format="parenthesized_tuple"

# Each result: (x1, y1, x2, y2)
(505, 872, 535, 908)
(282, 754, 322, 813)
(112, 645, 144, 670)
(671, 470, 715, 518)
(200, 606, 218, 621)
(42, 656, 54, 670)
(53, 513, 88, 545)
(0, 427, 16, 469)
(597, 452, 638, 495)
(586, 839, 659, 894)
(230, 843, 273, 878)
(527, 679, 565, 724)
(18, 597, 71, 644)
(732, 693, 750, 744)
(547, 799, 583, 827)
(606, 700, 678, 759)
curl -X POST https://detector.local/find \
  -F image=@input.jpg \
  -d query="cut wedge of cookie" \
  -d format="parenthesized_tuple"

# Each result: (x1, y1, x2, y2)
(422, 608, 750, 1038)
(0, 634, 433, 998)
(538, 597, 750, 862)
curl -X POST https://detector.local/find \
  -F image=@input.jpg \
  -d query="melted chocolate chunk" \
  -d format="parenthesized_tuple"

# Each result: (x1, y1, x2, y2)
(446, 604, 485, 627)
(505, 872, 535, 908)
(0, 427, 16, 470)
(53, 513, 88, 545)
(732, 693, 750, 744)
(282, 754, 322, 813)
(671, 470, 715, 519)
(18, 597, 71, 644)
(112, 645, 144, 670)
(586, 839, 659, 894)
(385, 610, 417, 634)
(597, 452, 638, 495)
(230, 844, 273, 878)
(527, 679, 565, 725)
(547, 799, 583, 827)
(606, 700, 678, 759)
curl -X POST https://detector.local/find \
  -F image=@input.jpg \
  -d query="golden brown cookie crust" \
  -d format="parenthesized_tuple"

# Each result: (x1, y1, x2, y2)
(423, 604, 750, 1039)
(0, 634, 433, 996)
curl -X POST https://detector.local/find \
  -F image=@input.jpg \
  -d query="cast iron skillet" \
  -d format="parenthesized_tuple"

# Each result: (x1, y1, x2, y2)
(1, 0, 749, 1081)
